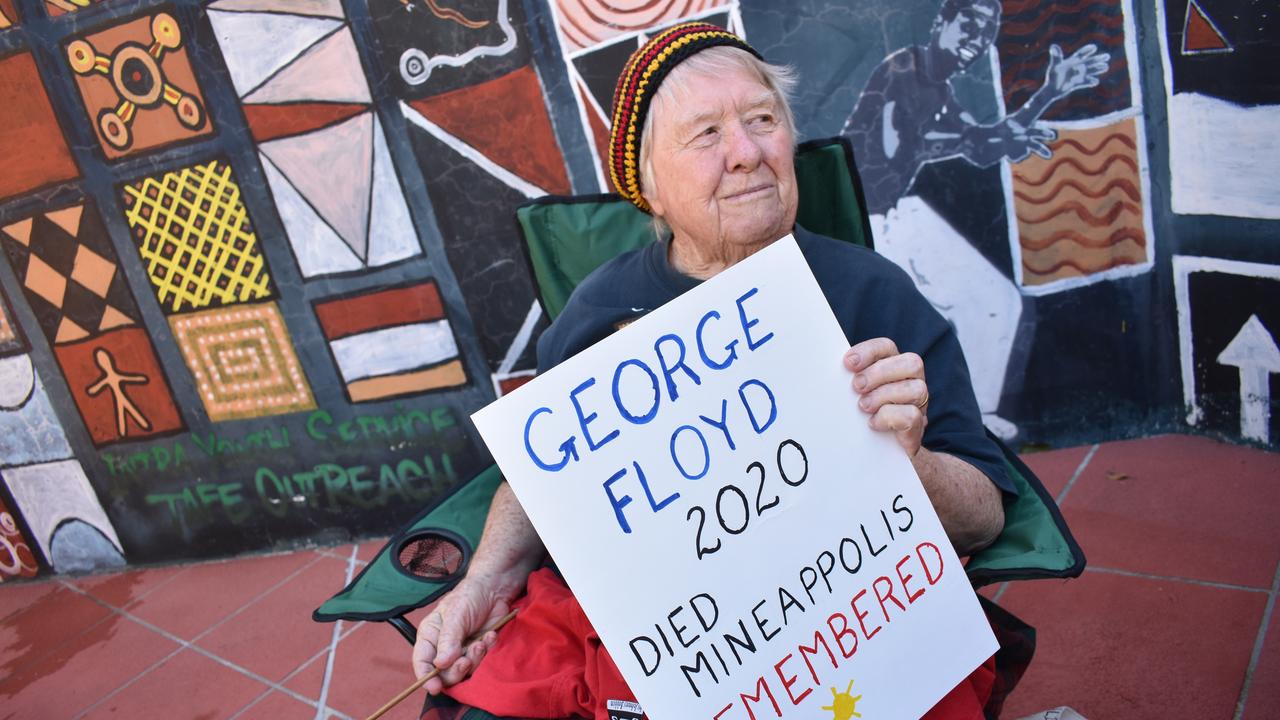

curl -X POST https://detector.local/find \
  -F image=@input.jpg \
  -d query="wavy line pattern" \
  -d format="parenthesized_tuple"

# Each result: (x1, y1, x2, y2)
(555, 0, 726, 52)
(997, 0, 1132, 122)
(1012, 119, 1147, 285)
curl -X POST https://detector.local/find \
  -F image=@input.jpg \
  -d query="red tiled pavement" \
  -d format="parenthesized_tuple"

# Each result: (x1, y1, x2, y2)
(1018, 444, 1093, 500)
(81, 647, 273, 719)
(1058, 435, 1280, 588)
(288, 619, 423, 720)
(1243, 610, 1280, 720)
(0, 434, 1274, 720)
(999, 570, 1268, 719)
(234, 689, 318, 720)
(0, 612, 178, 718)
(71, 565, 187, 609)
(0, 584, 112, 682)
(359, 539, 388, 564)
(127, 552, 319, 640)
(0, 579, 59, 622)
(195, 555, 348, 683)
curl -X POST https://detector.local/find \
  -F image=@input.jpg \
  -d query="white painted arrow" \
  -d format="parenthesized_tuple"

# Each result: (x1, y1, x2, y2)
(1216, 314, 1280, 443)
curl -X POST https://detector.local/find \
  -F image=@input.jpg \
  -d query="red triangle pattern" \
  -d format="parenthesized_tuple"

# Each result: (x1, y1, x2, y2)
(244, 102, 370, 143)
(408, 66, 572, 196)
(1184, 0, 1231, 53)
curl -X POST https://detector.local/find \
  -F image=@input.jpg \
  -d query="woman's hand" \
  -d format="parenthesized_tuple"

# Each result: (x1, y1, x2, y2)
(411, 575, 513, 694)
(844, 337, 929, 456)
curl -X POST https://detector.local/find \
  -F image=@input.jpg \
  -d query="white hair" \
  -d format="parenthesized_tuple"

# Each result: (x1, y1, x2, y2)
(637, 46, 799, 237)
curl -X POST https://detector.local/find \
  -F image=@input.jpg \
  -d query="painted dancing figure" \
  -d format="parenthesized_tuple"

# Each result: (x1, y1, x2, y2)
(86, 348, 152, 436)
(843, 0, 1109, 214)
(840, 0, 1109, 438)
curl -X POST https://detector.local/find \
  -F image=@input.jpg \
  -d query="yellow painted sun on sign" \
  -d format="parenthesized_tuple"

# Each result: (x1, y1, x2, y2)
(821, 679, 863, 720)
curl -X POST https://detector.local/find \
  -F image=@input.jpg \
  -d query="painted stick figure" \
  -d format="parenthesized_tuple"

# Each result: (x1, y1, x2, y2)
(86, 348, 152, 437)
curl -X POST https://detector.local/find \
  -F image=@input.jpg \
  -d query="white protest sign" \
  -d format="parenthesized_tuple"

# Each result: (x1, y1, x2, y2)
(472, 237, 997, 719)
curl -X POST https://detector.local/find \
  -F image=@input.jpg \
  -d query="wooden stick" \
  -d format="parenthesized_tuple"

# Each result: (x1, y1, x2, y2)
(364, 609, 518, 720)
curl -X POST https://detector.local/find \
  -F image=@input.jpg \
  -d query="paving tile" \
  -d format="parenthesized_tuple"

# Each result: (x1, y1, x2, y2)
(281, 617, 372, 702)
(1016, 444, 1092, 501)
(359, 538, 390, 563)
(0, 584, 111, 682)
(998, 570, 1266, 719)
(196, 555, 348, 683)
(128, 551, 319, 640)
(1058, 435, 1280, 588)
(288, 620, 423, 720)
(82, 648, 270, 720)
(0, 613, 178, 718)
(232, 689, 318, 720)
(315, 543, 359, 565)
(977, 582, 1005, 601)
(72, 565, 187, 609)
(0, 579, 60, 623)
(1243, 611, 1280, 720)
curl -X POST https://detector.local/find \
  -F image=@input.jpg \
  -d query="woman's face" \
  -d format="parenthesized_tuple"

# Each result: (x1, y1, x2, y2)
(641, 64, 798, 263)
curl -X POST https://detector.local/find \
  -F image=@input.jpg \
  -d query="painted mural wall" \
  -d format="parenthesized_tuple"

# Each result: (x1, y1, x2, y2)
(0, 0, 1274, 579)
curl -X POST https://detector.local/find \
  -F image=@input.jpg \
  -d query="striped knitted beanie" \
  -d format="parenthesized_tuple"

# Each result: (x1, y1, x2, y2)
(608, 23, 762, 213)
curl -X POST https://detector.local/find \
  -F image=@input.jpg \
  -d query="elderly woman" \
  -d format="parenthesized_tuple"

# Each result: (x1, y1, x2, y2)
(411, 24, 1012, 719)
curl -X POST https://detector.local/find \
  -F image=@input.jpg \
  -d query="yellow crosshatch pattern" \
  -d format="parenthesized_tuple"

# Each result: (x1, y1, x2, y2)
(122, 159, 273, 313)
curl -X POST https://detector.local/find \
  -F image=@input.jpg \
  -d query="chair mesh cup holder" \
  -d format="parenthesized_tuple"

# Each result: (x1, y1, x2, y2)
(393, 529, 468, 584)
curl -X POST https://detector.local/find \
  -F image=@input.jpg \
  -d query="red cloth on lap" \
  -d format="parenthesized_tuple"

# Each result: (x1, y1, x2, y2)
(447, 568, 995, 720)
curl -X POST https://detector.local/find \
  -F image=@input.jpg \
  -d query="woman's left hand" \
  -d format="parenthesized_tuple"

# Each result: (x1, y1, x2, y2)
(844, 337, 929, 457)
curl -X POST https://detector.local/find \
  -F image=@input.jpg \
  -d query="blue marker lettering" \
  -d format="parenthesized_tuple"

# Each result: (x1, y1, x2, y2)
(739, 379, 778, 434)
(696, 310, 739, 370)
(636, 460, 680, 512)
(603, 466, 635, 534)
(523, 407, 578, 472)
(670, 425, 711, 480)
(612, 358, 661, 424)
(570, 377, 619, 452)
(736, 288, 774, 351)
(698, 398, 736, 451)
(654, 333, 702, 401)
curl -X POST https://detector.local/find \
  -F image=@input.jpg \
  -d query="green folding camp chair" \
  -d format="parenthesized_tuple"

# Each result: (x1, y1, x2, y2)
(313, 136, 1084, 717)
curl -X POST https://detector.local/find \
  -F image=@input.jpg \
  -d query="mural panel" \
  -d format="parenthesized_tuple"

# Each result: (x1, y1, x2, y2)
(1175, 256, 1280, 445)
(0, 354, 73, 468)
(1, 459, 125, 573)
(0, 203, 185, 446)
(0, 495, 40, 581)
(550, 2, 739, 188)
(207, 0, 424, 278)
(819, 0, 1155, 438)
(64, 9, 213, 159)
(313, 280, 468, 403)
(169, 302, 315, 423)
(1158, 0, 1280, 219)
(379, 0, 569, 379)
(46, 0, 107, 16)
(53, 327, 185, 445)
(996, 0, 1132, 121)
(0, 0, 19, 28)
(369, 0, 526, 97)
(0, 51, 80, 202)
(1009, 118, 1148, 286)
(120, 158, 275, 314)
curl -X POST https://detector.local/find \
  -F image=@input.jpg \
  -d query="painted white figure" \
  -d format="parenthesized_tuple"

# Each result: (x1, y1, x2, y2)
(871, 198, 1021, 439)
(842, 0, 1109, 438)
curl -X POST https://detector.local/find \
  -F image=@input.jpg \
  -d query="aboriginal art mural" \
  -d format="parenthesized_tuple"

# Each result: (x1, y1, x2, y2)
(1158, 0, 1279, 220)
(0, 0, 1274, 577)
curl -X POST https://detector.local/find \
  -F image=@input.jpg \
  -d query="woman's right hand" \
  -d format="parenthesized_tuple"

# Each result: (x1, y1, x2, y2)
(410, 575, 513, 694)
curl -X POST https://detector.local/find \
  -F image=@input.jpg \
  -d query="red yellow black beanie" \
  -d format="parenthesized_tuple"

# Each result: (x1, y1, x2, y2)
(608, 23, 762, 213)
